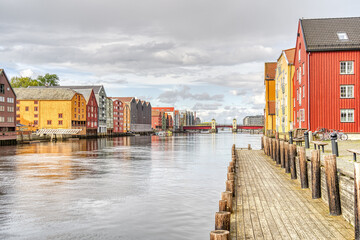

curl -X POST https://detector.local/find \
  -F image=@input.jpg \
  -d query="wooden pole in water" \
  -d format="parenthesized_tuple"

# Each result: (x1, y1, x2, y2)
(226, 180, 235, 197)
(276, 139, 280, 164)
(210, 230, 230, 240)
(354, 162, 360, 240)
(299, 147, 309, 188)
(248, 144, 252, 150)
(229, 161, 234, 168)
(268, 137, 271, 156)
(221, 191, 232, 212)
(261, 136, 264, 150)
(215, 211, 231, 231)
(284, 142, 290, 173)
(219, 200, 227, 212)
(311, 150, 321, 199)
(228, 166, 234, 173)
(289, 144, 297, 179)
(324, 154, 341, 216)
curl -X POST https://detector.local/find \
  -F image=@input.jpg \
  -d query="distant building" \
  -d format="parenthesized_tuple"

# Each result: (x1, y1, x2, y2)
(15, 88, 87, 134)
(152, 107, 174, 130)
(0, 69, 16, 144)
(106, 98, 113, 134)
(243, 115, 264, 126)
(195, 117, 201, 125)
(114, 97, 151, 132)
(110, 98, 125, 133)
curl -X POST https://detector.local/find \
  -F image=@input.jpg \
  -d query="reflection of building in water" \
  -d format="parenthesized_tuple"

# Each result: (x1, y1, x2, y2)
(15, 142, 93, 180)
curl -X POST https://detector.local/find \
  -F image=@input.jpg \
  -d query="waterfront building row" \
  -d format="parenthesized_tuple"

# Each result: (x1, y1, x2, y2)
(151, 107, 197, 130)
(265, 17, 360, 135)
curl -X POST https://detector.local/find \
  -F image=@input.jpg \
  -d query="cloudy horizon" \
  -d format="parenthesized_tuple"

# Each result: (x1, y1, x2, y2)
(1, 0, 359, 123)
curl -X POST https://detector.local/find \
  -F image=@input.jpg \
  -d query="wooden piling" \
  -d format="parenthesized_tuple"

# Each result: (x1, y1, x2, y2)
(299, 147, 309, 188)
(289, 144, 297, 179)
(248, 144, 252, 150)
(221, 191, 232, 212)
(311, 150, 321, 199)
(284, 142, 290, 173)
(215, 211, 231, 231)
(279, 141, 284, 166)
(354, 162, 360, 239)
(219, 200, 227, 212)
(277, 139, 281, 164)
(210, 230, 230, 240)
(227, 172, 234, 181)
(226, 180, 235, 197)
(324, 154, 341, 216)
(268, 137, 271, 156)
(273, 139, 276, 161)
(229, 161, 234, 168)
(228, 166, 234, 173)
(261, 136, 264, 150)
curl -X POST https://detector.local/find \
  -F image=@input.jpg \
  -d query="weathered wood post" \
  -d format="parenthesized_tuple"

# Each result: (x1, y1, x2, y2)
(324, 154, 341, 216)
(215, 211, 231, 230)
(219, 200, 227, 212)
(221, 191, 233, 212)
(226, 180, 235, 197)
(229, 161, 234, 169)
(228, 165, 234, 173)
(276, 139, 280, 164)
(299, 147, 309, 188)
(261, 136, 264, 150)
(311, 150, 321, 199)
(280, 141, 284, 166)
(268, 137, 271, 156)
(289, 144, 297, 179)
(284, 142, 290, 172)
(248, 144, 252, 150)
(354, 162, 360, 239)
(227, 172, 234, 181)
(210, 230, 230, 240)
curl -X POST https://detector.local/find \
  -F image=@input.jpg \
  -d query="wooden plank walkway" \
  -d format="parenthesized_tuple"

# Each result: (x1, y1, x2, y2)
(231, 150, 354, 240)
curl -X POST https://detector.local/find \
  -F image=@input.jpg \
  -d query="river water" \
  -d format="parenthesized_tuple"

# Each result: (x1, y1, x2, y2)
(0, 132, 260, 240)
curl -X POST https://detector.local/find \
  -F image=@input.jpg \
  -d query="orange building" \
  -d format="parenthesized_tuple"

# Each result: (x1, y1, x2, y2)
(264, 62, 277, 135)
(14, 88, 87, 134)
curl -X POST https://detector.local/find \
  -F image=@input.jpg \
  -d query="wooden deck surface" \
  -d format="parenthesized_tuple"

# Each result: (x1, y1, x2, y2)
(230, 150, 354, 240)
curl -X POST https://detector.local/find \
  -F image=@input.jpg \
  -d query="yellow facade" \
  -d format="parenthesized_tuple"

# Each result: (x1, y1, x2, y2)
(275, 49, 295, 134)
(16, 93, 86, 132)
(264, 62, 277, 135)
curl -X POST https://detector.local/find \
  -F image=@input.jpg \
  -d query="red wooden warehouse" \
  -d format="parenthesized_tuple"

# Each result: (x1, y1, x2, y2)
(0, 69, 17, 145)
(74, 89, 98, 135)
(293, 17, 360, 133)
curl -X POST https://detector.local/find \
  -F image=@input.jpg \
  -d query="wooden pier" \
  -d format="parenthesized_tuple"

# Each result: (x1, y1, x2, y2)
(231, 149, 354, 239)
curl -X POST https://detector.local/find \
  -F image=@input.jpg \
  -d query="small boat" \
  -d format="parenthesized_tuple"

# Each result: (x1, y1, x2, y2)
(157, 131, 166, 137)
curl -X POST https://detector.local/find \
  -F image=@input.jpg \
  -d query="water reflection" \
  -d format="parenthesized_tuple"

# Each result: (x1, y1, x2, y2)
(0, 133, 260, 239)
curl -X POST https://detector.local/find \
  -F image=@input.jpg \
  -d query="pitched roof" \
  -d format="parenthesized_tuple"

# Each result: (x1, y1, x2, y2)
(14, 88, 77, 100)
(264, 62, 277, 80)
(301, 17, 360, 51)
(32, 85, 104, 94)
(284, 48, 295, 64)
(112, 97, 135, 103)
(72, 89, 93, 103)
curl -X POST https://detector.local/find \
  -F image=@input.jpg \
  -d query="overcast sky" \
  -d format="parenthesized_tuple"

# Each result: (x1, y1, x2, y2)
(0, 0, 359, 123)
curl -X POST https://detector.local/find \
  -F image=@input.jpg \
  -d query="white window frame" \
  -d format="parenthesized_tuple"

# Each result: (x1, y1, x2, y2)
(7, 97, 14, 103)
(302, 63, 305, 76)
(340, 85, 354, 98)
(340, 109, 354, 122)
(302, 85, 305, 98)
(0, 96, 5, 102)
(300, 109, 305, 122)
(340, 61, 354, 74)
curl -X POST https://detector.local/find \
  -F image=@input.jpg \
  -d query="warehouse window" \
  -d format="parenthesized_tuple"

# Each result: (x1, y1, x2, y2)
(340, 61, 354, 74)
(337, 32, 349, 40)
(340, 85, 354, 98)
(340, 109, 354, 122)
(47, 120, 52, 125)
(0, 84, 4, 94)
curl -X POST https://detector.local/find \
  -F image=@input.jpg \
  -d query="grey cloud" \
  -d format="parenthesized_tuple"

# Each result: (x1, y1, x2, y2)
(192, 102, 222, 111)
(157, 86, 224, 104)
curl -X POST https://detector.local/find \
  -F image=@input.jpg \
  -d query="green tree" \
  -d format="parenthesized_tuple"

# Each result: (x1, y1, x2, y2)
(10, 73, 60, 88)
(10, 76, 39, 88)
(37, 73, 59, 86)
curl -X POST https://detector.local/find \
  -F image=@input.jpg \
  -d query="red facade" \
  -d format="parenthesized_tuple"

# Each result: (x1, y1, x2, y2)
(0, 69, 16, 142)
(112, 99, 124, 133)
(293, 20, 360, 133)
(86, 90, 98, 134)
